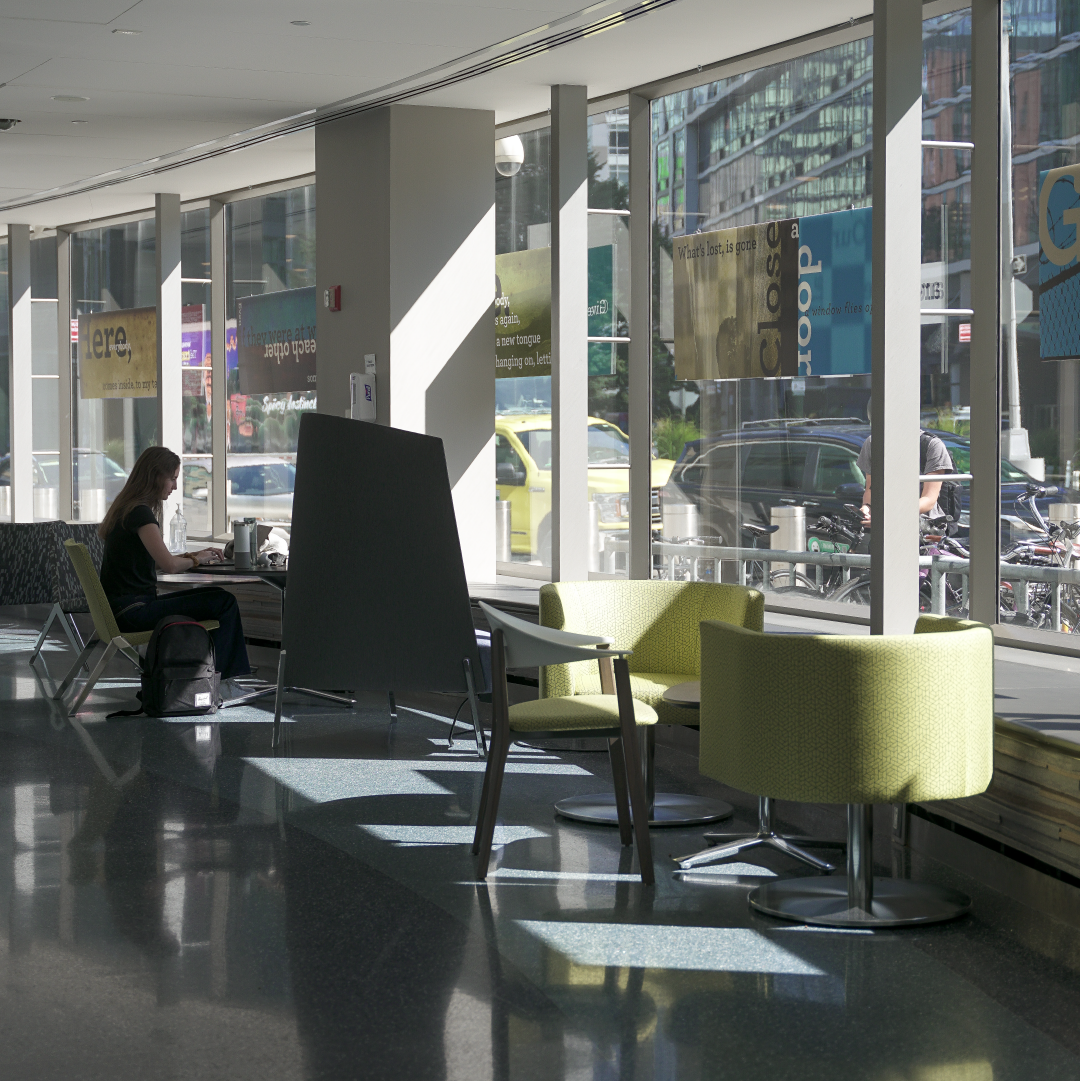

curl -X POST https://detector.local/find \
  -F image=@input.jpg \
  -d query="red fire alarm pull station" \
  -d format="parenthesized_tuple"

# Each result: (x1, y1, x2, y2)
(324, 285, 341, 312)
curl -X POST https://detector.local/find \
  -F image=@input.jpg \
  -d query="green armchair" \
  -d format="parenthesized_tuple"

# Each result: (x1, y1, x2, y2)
(686, 614, 994, 927)
(539, 580, 764, 827)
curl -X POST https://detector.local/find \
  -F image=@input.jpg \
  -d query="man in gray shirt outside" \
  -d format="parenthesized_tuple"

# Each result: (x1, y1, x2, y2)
(855, 432, 953, 525)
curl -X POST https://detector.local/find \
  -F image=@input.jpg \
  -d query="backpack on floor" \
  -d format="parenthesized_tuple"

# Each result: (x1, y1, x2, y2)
(139, 614, 220, 717)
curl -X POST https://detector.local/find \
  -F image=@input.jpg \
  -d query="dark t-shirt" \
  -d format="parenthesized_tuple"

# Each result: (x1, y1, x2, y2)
(100, 504, 159, 601)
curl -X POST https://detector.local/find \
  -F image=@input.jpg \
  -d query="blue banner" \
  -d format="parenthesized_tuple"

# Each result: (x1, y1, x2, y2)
(794, 206, 872, 376)
(1039, 167, 1080, 360)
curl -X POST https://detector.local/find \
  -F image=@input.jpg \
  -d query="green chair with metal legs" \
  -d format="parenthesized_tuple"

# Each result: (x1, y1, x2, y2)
(53, 540, 219, 716)
(539, 580, 764, 827)
(472, 602, 657, 885)
(685, 613, 994, 927)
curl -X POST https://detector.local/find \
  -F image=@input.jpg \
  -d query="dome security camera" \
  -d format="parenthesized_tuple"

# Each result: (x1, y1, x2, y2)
(0, 119, 20, 131)
(495, 135, 524, 177)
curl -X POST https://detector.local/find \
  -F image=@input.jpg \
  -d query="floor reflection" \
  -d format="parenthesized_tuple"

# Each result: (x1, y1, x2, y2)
(1, 611, 1080, 1080)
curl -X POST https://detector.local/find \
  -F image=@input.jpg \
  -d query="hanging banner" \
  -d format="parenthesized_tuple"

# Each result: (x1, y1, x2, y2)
(673, 206, 872, 380)
(495, 248, 551, 379)
(182, 303, 210, 367)
(1039, 166, 1080, 360)
(237, 286, 317, 393)
(77, 306, 157, 399)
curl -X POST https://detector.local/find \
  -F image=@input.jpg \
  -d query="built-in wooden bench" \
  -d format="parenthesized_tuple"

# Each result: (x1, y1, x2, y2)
(924, 718, 1080, 880)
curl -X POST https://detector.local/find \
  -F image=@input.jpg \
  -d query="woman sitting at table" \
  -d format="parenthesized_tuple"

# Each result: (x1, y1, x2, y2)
(98, 446, 251, 687)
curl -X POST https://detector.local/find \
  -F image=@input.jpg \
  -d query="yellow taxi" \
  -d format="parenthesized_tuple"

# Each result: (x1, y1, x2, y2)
(496, 414, 675, 562)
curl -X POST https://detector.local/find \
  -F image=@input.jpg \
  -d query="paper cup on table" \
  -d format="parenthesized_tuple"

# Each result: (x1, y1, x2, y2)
(233, 522, 251, 570)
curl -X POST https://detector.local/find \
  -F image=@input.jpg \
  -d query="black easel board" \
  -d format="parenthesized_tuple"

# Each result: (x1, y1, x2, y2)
(282, 413, 479, 693)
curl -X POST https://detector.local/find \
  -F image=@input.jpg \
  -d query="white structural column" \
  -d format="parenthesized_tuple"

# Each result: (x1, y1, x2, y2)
(628, 92, 653, 580)
(209, 197, 228, 538)
(56, 228, 73, 522)
(550, 84, 590, 581)
(156, 193, 183, 534)
(315, 104, 495, 582)
(968, 0, 1003, 624)
(869, 0, 923, 635)
(7, 224, 32, 522)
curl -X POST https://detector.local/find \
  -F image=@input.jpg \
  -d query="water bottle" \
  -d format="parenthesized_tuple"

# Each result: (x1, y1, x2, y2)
(233, 521, 251, 570)
(245, 517, 259, 564)
(169, 507, 187, 554)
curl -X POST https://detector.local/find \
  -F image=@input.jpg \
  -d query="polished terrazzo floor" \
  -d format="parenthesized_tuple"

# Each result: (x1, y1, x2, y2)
(3, 611, 1080, 1080)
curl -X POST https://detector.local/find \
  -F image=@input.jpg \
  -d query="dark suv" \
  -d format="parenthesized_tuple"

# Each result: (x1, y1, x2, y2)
(662, 421, 1075, 544)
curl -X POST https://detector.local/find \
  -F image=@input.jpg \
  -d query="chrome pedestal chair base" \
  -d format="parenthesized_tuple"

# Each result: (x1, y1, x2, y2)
(556, 791, 733, 828)
(673, 796, 843, 873)
(748, 876, 971, 928)
(749, 804, 971, 928)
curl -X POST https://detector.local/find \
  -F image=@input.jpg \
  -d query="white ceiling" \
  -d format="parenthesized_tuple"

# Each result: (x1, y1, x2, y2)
(0, 0, 871, 229)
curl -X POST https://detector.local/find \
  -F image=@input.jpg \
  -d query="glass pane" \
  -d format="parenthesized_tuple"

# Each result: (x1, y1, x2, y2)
(225, 185, 315, 532)
(996, 2, 1080, 636)
(588, 108, 632, 576)
(653, 39, 874, 602)
(496, 128, 552, 568)
(70, 218, 156, 521)
(0, 239, 8, 521)
(181, 207, 213, 535)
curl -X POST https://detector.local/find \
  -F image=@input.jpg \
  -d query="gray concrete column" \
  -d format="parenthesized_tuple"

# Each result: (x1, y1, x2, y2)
(7, 224, 32, 522)
(210, 197, 228, 538)
(550, 84, 590, 582)
(56, 228, 73, 522)
(968, 0, 1003, 624)
(628, 92, 653, 580)
(316, 104, 495, 582)
(870, 0, 923, 635)
(156, 193, 183, 533)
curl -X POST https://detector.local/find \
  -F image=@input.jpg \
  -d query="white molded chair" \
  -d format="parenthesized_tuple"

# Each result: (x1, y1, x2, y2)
(472, 602, 657, 885)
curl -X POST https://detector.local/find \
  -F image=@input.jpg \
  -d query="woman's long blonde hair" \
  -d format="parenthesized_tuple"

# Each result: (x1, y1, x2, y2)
(98, 446, 180, 538)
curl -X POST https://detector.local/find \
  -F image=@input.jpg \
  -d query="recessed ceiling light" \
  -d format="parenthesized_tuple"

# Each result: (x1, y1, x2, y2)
(52, 95, 88, 102)
(290, 20, 310, 25)
(111, 28, 142, 34)
(71, 120, 89, 125)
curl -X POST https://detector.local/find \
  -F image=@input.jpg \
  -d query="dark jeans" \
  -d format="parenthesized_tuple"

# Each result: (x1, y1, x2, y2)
(110, 588, 251, 679)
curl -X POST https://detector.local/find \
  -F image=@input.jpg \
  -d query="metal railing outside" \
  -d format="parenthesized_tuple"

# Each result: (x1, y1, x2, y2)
(598, 535, 1080, 628)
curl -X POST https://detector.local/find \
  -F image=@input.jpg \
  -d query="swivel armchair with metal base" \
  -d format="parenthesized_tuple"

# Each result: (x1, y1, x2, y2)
(539, 580, 764, 828)
(675, 794, 843, 873)
(685, 614, 993, 927)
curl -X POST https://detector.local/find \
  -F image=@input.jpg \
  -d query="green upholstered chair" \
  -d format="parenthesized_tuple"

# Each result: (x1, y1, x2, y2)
(472, 602, 657, 885)
(682, 614, 994, 927)
(539, 581, 764, 826)
(53, 541, 219, 717)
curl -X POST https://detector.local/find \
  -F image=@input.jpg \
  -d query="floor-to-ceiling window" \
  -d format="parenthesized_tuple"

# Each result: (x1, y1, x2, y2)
(0, 237, 8, 522)
(495, 126, 553, 568)
(586, 108, 634, 577)
(30, 235, 59, 522)
(223, 184, 315, 532)
(70, 219, 157, 522)
(180, 208, 213, 536)
(653, 38, 876, 606)
(998, 0, 1080, 638)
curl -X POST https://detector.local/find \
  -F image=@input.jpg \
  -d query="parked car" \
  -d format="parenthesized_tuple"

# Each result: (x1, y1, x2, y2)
(0, 450, 128, 520)
(662, 421, 1077, 545)
(185, 454, 297, 527)
(496, 414, 674, 561)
